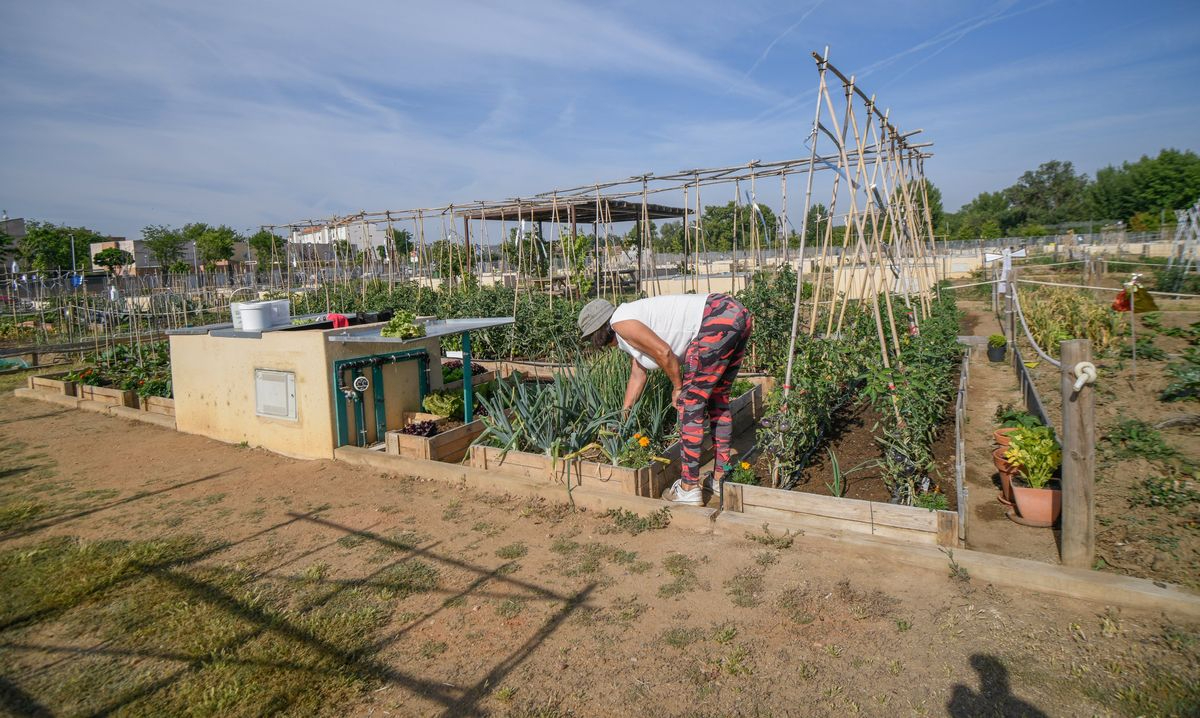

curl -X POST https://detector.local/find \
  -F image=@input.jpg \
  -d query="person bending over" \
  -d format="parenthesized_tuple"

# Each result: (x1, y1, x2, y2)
(577, 293, 752, 505)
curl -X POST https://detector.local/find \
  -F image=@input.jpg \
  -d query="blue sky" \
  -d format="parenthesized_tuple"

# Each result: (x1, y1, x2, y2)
(1, 0, 1197, 239)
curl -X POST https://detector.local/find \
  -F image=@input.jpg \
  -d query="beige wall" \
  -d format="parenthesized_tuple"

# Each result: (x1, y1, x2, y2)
(171, 325, 444, 460)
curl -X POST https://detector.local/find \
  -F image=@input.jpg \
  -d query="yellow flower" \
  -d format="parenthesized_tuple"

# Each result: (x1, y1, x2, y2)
(638, 436, 650, 447)
(740, 461, 751, 470)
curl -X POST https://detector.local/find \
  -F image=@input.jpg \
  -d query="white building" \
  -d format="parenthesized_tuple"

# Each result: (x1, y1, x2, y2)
(290, 222, 389, 254)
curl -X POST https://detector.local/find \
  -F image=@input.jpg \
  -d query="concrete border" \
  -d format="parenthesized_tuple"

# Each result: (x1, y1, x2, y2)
(14, 388, 176, 429)
(335, 445, 1200, 619)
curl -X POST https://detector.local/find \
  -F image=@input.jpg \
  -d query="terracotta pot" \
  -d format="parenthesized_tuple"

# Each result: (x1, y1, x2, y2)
(997, 469, 1015, 505)
(992, 446, 1016, 474)
(1012, 483, 1061, 526)
(993, 427, 1019, 446)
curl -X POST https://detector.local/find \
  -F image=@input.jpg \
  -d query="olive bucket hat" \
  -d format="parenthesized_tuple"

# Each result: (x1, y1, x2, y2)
(577, 298, 615, 337)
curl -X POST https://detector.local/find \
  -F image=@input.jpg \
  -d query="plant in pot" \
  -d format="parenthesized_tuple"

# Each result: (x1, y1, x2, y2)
(1004, 425, 1062, 526)
(986, 334, 1008, 362)
(993, 404, 1042, 446)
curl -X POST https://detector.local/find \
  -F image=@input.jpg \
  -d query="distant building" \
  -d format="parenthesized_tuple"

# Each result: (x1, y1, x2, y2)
(290, 222, 389, 254)
(1, 216, 26, 266)
(89, 239, 249, 275)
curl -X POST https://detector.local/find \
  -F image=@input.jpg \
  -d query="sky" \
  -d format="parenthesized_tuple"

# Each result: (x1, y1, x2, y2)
(1, 0, 1198, 240)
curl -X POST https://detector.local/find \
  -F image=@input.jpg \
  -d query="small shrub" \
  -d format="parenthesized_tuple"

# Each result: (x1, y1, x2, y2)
(496, 542, 528, 559)
(725, 568, 765, 608)
(1102, 420, 1178, 461)
(1129, 473, 1200, 513)
(913, 490, 949, 511)
(601, 507, 671, 535)
(496, 599, 524, 619)
(661, 626, 703, 648)
(745, 523, 798, 549)
(658, 553, 702, 598)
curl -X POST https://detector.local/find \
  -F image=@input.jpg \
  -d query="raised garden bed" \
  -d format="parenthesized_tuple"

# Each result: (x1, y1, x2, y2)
(386, 411, 487, 464)
(77, 384, 139, 408)
(28, 371, 76, 396)
(468, 441, 680, 498)
(724, 482, 959, 546)
(442, 369, 497, 392)
(140, 395, 176, 417)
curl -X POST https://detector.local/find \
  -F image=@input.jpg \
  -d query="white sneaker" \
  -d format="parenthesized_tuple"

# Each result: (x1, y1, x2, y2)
(662, 479, 703, 506)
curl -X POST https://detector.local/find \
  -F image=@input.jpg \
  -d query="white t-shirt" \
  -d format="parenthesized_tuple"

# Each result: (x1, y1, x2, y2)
(611, 294, 709, 370)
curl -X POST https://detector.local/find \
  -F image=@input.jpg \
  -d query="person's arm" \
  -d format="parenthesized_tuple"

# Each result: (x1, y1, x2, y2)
(622, 356, 648, 417)
(611, 319, 684, 405)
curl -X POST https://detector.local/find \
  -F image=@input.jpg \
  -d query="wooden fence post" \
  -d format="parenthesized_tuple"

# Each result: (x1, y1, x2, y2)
(1060, 339, 1096, 568)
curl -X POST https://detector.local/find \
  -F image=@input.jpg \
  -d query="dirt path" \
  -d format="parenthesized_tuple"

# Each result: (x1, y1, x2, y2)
(953, 301, 1061, 562)
(1, 388, 1197, 717)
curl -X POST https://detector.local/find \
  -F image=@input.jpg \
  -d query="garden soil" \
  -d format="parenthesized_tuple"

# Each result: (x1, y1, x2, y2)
(1, 384, 1197, 717)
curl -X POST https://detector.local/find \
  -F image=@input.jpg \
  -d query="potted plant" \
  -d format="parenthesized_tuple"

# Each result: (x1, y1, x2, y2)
(1004, 426, 1062, 526)
(991, 447, 1018, 505)
(986, 334, 1008, 362)
(993, 405, 1042, 446)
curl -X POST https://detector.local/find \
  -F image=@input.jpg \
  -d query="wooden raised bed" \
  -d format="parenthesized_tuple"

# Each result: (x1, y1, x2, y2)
(468, 442, 680, 498)
(386, 411, 487, 464)
(724, 482, 959, 546)
(28, 371, 76, 396)
(77, 384, 138, 408)
(442, 369, 498, 392)
(140, 395, 175, 417)
(464, 385, 761, 497)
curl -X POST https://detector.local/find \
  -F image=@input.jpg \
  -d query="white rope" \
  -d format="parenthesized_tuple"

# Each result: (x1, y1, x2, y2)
(1017, 277, 1200, 299)
(1011, 283, 1062, 368)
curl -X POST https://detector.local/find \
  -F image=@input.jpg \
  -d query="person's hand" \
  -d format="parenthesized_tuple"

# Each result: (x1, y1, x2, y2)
(671, 386, 682, 408)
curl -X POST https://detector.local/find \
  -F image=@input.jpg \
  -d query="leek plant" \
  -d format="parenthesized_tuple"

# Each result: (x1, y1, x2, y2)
(475, 349, 676, 468)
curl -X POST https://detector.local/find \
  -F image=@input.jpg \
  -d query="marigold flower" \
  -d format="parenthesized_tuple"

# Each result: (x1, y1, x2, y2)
(638, 436, 650, 447)
(739, 461, 751, 470)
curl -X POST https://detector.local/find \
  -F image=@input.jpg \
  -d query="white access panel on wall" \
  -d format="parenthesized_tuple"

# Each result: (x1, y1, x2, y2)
(255, 369, 297, 420)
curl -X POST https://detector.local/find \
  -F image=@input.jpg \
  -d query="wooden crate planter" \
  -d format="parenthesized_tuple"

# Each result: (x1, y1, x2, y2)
(140, 395, 176, 417)
(76, 384, 138, 408)
(28, 371, 76, 396)
(442, 370, 498, 392)
(724, 482, 960, 546)
(468, 443, 680, 498)
(386, 412, 487, 464)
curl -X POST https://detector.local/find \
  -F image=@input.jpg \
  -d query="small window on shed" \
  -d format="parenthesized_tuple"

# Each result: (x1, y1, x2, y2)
(255, 369, 297, 420)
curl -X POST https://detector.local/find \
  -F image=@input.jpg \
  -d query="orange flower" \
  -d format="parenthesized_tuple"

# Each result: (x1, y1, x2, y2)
(638, 436, 650, 447)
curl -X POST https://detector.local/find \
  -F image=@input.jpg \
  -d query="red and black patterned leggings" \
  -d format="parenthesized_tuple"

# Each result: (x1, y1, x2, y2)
(678, 293, 752, 487)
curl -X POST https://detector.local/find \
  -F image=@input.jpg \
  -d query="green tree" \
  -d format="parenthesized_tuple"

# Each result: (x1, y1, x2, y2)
(93, 247, 133, 275)
(141, 225, 187, 268)
(1091, 149, 1200, 224)
(247, 229, 283, 264)
(655, 221, 685, 253)
(699, 201, 777, 251)
(18, 221, 103, 271)
(500, 227, 548, 276)
(907, 179, 944, 232)
(622, 219, 658, 249)
(389, 228, 413, 255)
(167, 260, 191, 274)
(797, 203, 828, 247)
(1004, 160, 1091, 227)
(195, 225, 239, 270)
